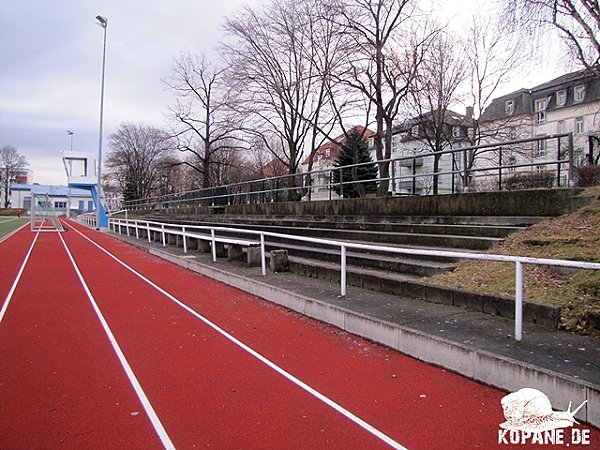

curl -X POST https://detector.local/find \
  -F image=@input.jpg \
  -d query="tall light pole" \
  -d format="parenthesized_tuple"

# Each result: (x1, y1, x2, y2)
(95, 14, 108, 230)
(67, 130, 74, 151)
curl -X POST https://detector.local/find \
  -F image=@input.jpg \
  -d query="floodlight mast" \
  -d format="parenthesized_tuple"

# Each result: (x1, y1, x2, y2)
(95, 14, 108, 230)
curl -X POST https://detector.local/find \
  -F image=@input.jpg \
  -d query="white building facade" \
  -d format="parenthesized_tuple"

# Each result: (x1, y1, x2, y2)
(478, 68, 600, 188)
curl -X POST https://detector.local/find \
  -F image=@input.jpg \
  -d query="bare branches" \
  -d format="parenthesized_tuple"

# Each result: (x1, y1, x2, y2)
(0, 145, 28, 208)
(105, 123, 176, 201)
(165, 53, 243, 189)
(502, 0, 600, 71)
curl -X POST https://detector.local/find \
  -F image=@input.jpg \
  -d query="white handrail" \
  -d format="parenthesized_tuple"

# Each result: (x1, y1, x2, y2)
(108, 217, 600, 342)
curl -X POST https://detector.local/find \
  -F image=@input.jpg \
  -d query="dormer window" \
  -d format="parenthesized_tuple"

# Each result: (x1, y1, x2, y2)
(411, 125, 419, 136)
(535, 98, 547, 124)
(452, 126, 461, 138)
(574, 85, 586, 102)
(325, 149, 331, 158)
(505, 100, 514, 115)
(556, 89, 566, 106)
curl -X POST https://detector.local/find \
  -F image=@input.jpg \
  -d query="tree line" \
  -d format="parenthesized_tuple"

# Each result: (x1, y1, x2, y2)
(105, 0, 600, 202)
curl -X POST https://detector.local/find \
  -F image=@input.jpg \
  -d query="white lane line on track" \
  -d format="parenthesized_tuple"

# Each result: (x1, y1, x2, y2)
(0, 232, 39, 325)
(69, 223, 408, 450)
(57, 230, 176, 450)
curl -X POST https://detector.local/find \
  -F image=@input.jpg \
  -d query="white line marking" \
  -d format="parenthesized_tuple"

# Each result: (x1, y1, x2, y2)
(57, 230, 176, 450)
(0, 232, 39, 325)
(69, 223, 407, 449)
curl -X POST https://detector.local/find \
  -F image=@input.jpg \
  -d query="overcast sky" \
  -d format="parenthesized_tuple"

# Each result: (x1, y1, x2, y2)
(0, 0, 264, 185)
(1, 0, 564, 186)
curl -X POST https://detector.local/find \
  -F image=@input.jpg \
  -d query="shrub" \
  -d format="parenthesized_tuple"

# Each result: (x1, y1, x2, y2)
(576, 165, 600, 187)
(503, 171, 556, 190)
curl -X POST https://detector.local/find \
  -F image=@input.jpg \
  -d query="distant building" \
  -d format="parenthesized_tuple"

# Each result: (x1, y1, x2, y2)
(10, 184, 95, 214)
(387, 111, 472, 195)
(479, 68, 600, 187)
(301, 126, 376, 200)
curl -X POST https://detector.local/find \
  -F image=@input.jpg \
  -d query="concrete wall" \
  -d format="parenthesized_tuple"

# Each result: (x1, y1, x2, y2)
(145, 188, 583, 219)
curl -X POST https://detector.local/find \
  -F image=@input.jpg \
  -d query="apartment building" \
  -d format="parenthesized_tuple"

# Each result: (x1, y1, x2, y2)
(478, 68, 600, 187)
(301, 126, 376, 200)
(386, 110, 472, 195)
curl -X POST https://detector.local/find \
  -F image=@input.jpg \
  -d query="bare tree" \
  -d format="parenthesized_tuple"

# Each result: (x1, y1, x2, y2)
(463, 13, 533, 189)
(334, 0, 436, 195)
(0, 145, 28, 208)
(105, 123, 175, 202)
(408, 31, 468, 194)
(222, 0, 342, 200)
(165, 53, 243, 189)
(502, 0, 600, 71)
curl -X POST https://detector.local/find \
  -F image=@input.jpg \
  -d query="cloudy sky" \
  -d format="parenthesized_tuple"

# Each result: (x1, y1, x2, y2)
(1, 0, 564, 186)
(0, 0, 264, 185)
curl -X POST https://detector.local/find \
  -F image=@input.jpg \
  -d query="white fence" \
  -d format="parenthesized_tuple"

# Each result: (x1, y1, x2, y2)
(107, 217, 600, 342)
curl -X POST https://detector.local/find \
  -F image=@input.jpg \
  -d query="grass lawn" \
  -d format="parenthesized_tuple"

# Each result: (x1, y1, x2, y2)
(429, 186, 600, 336)
(0, 217, 30, 239)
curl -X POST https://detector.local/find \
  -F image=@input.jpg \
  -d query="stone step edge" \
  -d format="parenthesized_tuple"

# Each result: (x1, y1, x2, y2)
(287, 257, 561, 330)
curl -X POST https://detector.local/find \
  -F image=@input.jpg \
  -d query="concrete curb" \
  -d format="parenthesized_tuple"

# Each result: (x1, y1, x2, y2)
(150, 246, 599, 428)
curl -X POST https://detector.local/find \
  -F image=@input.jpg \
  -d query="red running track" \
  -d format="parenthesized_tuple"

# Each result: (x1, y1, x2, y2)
(0, 220, 598, 449)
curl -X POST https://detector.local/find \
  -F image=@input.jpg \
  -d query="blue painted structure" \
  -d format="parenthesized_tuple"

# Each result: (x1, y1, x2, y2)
(62, 151, 108, 227)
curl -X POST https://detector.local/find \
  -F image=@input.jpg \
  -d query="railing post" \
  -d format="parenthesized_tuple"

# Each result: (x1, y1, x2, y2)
(135, 220, 139, 240)
(557, 137, 562, 187)
(568, 132, 575, 187)
(147, 222, 151, 242)
(161, 224, 166, 247)
(211, 229, 217, 262)
(260, 234, 266, 277)
(515, 261, 523, 341)
(182, 226, 187, 253)
(463, 147, 469, 192)
(340, 244, 347, 297)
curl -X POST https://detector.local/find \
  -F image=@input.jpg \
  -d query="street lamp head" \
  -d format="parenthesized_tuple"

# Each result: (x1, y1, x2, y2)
(95, 15, 108, 28)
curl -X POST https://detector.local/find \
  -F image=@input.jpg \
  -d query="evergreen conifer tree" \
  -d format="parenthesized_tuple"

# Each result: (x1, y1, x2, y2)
(332, 129, 378, 198)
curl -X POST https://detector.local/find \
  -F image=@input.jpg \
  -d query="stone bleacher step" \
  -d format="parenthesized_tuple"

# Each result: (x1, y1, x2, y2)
(271, 241, 458, 277)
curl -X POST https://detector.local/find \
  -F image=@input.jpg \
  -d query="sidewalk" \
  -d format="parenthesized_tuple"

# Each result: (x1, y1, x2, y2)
(109, 229, 600, 429)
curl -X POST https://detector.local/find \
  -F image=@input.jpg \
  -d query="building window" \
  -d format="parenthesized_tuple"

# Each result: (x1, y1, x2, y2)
(452, 126, 461, 138)
(411, 125, 419, 136)
(556, 90, 566, 106)
(535, 98, 547, 124)
(536, 137, 547, 156)
(508, 155, 517, 172)
(505, 100, 514, 116)
(509, 127, 517, 140)
(576, 116, 585, 134)
(557, 120, 567, 134)
(317, 154, 323, 161)
(325, 149, 331, 158)
(574, 85, 586, 102)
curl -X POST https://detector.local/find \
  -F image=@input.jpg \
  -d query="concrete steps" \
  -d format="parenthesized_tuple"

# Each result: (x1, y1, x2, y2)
(141, 213, 538, 278)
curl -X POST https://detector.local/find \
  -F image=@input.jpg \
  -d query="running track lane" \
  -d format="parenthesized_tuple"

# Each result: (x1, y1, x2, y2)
(0, 228, 164, 449)
(61, 221, 399, 449)
(61, 220, 600, 449)
(2, 221, 599, 449)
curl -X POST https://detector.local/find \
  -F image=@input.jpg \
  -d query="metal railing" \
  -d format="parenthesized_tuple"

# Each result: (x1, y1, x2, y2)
(107, 216, 600, 342)
(121, 133, 575, 210)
